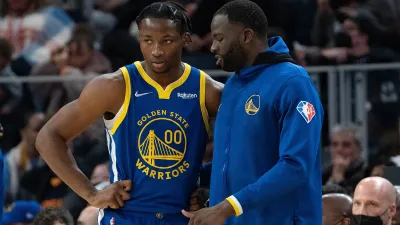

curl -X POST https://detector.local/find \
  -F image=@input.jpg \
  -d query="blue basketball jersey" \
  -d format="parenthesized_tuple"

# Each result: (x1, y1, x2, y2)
(103, 61, 210, 215)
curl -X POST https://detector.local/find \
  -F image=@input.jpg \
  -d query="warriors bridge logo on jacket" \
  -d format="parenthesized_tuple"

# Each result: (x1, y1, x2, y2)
(245, 94, 260, 116)
(136, 109, 190, 180)
(296, 101, 316, 124)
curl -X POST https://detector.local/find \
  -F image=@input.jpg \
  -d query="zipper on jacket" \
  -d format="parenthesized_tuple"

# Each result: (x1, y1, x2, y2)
(224, 79, 245, 193)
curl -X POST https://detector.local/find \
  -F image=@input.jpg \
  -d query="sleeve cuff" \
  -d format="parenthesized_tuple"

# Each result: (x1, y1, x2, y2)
(226, 195, 243, 216)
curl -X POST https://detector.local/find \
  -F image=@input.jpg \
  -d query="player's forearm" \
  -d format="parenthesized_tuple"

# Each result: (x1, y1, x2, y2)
(36, 127, 97, 203)
(232, 159, 309, 209)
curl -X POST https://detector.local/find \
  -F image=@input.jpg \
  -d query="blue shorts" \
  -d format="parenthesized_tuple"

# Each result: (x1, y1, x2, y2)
(98, 209, 189, 225)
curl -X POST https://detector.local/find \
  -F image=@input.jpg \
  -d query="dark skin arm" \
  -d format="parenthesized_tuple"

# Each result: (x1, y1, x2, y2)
(182, 75, 236, 224)
(35, 70, 132, 209)
(205, 74, 224, 120)
(189, 75, 223, 212)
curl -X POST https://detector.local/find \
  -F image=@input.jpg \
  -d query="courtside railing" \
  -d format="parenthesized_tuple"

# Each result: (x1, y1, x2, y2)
(2, 62, 400, 159)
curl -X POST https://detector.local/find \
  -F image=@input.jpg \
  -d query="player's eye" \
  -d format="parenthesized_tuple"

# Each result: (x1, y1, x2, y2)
(143, 39, 152, 44)
(164, 40, 173, 44)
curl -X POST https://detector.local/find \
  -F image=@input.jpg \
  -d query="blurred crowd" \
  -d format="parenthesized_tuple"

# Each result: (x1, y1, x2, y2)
(0, 0, 399, 224)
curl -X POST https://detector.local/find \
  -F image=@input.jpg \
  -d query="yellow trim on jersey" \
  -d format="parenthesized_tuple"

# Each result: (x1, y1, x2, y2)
(110, 67, 131, 135)
(134, 61, 191, 99)
(199, 71, 210, 137)
(226, 196, 243, 216)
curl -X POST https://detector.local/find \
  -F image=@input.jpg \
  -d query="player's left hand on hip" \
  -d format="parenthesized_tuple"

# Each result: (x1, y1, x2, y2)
(182, 203, 232, 225)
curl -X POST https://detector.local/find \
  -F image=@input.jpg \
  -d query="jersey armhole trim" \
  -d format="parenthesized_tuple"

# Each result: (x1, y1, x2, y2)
(199, 70, 211, 137)
(110, 67, 131, 135)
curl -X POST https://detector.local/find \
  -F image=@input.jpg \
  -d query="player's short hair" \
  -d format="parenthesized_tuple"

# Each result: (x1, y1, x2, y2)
(32, 207, 73, 225)
(214, 0, 268, 38)
(136, 1, 192, 34)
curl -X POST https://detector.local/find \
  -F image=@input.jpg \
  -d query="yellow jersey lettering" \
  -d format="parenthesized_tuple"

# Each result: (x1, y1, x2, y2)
(136, 158, 145, 169)
(165, 171, 172, 180)
(136, 110, 192, 180)
(158, 172, 164, 180)
(142, 167, 149, 176)
(149, 170, 156, 178)
(183, 160, 190, 168)
(172, 169, 179, 178)
(178, 165, 186, 173)
(135, 158, 191, 180)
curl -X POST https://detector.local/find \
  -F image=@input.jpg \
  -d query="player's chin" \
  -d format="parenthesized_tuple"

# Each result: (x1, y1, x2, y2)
(151, 65, 169, 74)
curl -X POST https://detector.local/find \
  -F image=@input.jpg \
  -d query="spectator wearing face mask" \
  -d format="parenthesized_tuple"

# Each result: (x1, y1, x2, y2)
(352, 177, 397, 225)
(323, 193, 353, 225)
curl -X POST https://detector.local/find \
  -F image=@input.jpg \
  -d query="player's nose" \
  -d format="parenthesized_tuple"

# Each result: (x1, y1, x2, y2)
(151, 44, 164, 57)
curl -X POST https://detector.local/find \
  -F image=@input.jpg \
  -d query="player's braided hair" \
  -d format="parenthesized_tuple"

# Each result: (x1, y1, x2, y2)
(136, 1, 192, 34)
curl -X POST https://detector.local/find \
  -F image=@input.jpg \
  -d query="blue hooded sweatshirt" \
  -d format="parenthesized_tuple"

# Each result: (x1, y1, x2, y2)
(209, 36, 323, 225)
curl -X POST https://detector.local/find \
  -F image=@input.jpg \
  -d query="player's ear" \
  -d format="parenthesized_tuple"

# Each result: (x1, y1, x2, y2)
(242, 28, 254, 44)
(183, 32, 192, 46)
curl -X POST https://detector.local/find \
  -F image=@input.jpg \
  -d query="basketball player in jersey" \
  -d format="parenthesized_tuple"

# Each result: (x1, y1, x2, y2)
(35, 2, 223, 225)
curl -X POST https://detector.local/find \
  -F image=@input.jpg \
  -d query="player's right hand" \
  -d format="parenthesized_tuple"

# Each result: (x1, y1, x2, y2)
(89, 180, 132, 209)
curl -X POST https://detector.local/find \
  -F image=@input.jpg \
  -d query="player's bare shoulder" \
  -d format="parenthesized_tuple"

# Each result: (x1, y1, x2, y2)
(204, 72, 224, 118)
(81, 69, 126, 115)
(205, 74, 224, 94)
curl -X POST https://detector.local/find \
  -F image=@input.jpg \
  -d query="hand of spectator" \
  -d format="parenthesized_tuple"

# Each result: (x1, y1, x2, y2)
(330, 155, 351, 182)
(321, 48, 349, 64)
(88, 180, 131, 209)
(332, 155, 351, 171)
(185, 35, 205, 52)
(51, 46, 69, 71)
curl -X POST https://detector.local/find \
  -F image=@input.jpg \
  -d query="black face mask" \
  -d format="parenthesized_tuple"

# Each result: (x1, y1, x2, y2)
(352, 206, 390, 225)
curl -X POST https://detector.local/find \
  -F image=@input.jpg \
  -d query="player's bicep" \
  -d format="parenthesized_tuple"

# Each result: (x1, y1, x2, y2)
(47, 101, 102, 143)
(277, 76, 323, 173)
(45, 75, 122, 142)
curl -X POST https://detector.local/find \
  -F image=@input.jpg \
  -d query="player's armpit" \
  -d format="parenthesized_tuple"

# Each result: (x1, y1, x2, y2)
(50, 70, 125, 142)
